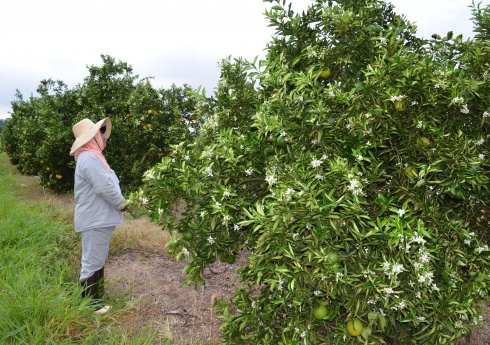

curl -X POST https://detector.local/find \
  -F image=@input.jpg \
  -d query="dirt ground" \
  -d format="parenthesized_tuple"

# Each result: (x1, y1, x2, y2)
(106, 246, 241, 344)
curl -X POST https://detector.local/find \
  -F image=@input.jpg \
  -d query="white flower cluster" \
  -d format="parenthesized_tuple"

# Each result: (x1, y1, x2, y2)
(278, 277, 284, 291)
(265, 174, 278, 185)
(460, 104, 470, 114)
(390, 95, 405, 102)
(347, 178, 363, 196)
(476, 245, 489, 254)
(203, 113, 219, 131)
(382, 261, 405, 279)
(451, 96, 464, 104)
(204, 166, 213, 177)
(475, 138, 485, 146)
(311, 158, 323, 168)
(284, 188, 296, 201)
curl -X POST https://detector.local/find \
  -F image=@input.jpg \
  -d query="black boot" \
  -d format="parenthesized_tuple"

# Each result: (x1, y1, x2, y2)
(80, 273, 100, 302)
(96, 266, 105, 297)
(80, 270, 111, 314)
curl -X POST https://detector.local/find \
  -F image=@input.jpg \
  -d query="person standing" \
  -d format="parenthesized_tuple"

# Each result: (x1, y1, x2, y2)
(70, 117, 128, 315)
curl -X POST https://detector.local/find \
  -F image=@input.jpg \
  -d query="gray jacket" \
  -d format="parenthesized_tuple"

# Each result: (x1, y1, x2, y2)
(74, 151, 126, 232)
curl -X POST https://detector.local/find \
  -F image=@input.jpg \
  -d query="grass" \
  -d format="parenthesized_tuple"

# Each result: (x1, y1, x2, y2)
(0, 152, 163, 344)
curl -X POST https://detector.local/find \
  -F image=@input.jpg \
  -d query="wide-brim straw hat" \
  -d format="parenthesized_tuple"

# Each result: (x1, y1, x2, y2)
(70, 117, 112, 155)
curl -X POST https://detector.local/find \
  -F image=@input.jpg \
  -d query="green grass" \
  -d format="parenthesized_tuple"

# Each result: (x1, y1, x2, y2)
(0, 152, 161, 345)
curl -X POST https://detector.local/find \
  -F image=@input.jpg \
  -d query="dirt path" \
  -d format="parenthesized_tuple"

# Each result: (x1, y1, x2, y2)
(106, 248, 242, 344)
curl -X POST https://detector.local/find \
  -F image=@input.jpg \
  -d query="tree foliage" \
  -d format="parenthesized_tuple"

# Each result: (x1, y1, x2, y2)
(1, 55, 196, 192)
(133, 0, 490, 344)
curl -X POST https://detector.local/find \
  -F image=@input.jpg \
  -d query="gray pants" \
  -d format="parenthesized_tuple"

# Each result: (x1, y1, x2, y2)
(79, 226, 115, 281)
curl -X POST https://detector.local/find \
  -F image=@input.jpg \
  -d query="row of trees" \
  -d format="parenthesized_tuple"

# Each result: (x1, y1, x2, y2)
(1, 55, 198, 192)
(2, 0, 490, 343)
(131, 0, 490, 344)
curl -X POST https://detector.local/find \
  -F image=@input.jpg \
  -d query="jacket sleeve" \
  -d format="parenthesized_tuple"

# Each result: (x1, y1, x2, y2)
(80, 153, 126, 209)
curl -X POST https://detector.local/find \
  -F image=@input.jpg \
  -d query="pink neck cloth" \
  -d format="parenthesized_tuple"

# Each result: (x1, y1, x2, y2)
(74, 131, 112, 171)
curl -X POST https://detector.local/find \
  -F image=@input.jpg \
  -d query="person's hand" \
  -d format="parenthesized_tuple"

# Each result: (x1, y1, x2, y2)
(121, 203, 129, 212)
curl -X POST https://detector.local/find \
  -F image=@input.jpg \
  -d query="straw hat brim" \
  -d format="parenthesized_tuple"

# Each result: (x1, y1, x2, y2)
(70, 118, 112, 155)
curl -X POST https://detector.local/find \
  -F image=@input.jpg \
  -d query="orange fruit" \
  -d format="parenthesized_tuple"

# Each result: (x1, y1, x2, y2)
(394, 100, 404, 111)
(313, 304, 328, 319)
(320, 67, 331, 78)
(326, 251, 339, 264)
(347, 318, 363, 336)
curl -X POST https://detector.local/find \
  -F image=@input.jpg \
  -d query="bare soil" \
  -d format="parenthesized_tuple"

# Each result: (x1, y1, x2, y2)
(106, 246, 242, 344)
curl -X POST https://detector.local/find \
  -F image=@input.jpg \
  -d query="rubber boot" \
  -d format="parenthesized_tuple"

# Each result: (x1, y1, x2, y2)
(97, 266, 105, 297)
(80, 273, 100, 301)
(80, 272, 110, 315)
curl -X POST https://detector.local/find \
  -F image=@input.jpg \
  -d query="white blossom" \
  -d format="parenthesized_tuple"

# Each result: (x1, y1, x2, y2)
(476, 245, 489, 254)
(390, 95, 405, 102)
(383, 287, 394, 295)
(311, 159, 323, 168)
(265, 175, 277, 185)
(410, 235, 426, 244)
(451, 97, 464, 104)
(204, 166, 213, 177)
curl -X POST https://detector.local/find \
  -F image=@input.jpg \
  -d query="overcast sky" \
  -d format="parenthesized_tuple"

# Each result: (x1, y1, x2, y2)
(0, 0, 488, 120)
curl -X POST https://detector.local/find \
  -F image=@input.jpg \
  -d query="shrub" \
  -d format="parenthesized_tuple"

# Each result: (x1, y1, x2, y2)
(134, 0, 490, 344)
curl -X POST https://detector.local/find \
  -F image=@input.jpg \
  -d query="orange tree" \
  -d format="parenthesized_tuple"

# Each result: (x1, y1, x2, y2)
(1, 80, 80, 192)
(133, 0, 490, 344)
(112, 81, 196, 190)
(2, 55, 196, 192)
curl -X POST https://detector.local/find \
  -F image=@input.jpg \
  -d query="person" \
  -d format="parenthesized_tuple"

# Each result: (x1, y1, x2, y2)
(70, 117, 128, 315)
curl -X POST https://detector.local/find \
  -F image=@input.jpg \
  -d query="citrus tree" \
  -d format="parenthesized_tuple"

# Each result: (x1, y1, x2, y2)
(2, 55, 197, 192)
(134, 0, 490, 344)
(1, 80, 80, 192)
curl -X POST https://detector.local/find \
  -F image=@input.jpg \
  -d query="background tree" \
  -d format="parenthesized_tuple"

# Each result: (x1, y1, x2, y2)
(1, 55, 198, 192)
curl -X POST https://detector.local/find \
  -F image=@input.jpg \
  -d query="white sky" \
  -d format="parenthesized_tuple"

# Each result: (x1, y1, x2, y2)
(0, 0, 488, 120)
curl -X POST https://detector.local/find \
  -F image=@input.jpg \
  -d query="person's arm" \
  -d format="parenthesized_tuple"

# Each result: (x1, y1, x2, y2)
(81, 154, 126, 209)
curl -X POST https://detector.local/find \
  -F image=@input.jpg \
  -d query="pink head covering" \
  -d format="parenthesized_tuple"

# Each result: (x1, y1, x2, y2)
(74, 131, 112, 171)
